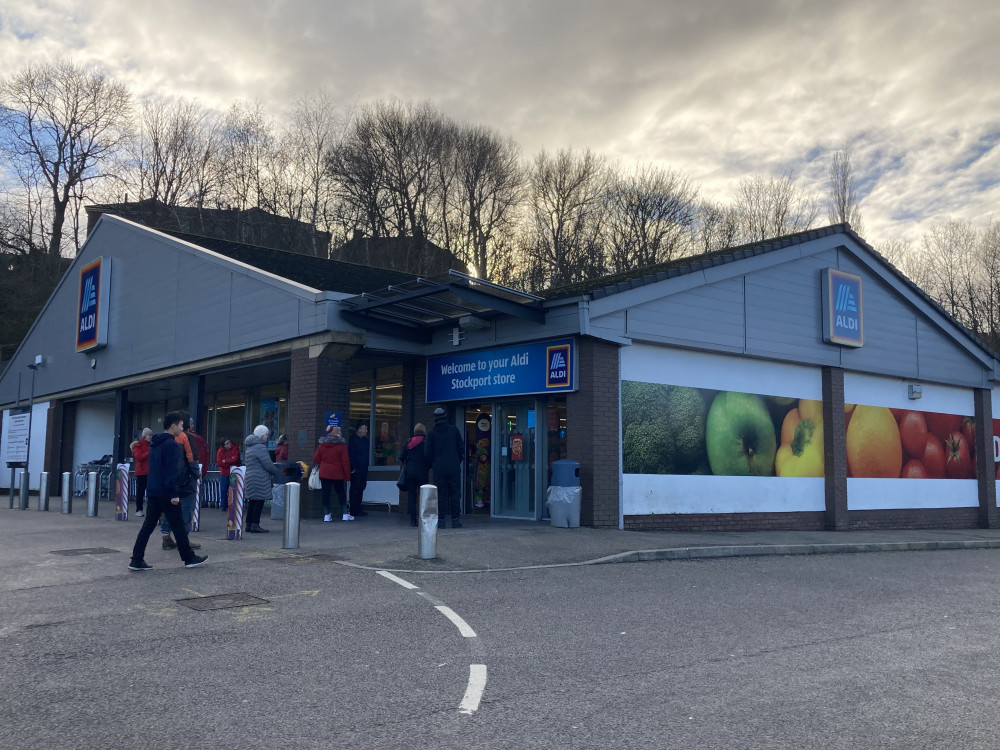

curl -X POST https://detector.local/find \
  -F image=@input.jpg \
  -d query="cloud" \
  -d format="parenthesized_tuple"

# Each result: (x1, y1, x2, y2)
(0, 0, 997, 246)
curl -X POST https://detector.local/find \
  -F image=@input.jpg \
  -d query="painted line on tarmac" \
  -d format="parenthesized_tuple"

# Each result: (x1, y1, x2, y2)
(377, 570, 419, 589)
(435, 605, 477, 638)
(376, 569, 487, 714)
(459, 664, 487, 714)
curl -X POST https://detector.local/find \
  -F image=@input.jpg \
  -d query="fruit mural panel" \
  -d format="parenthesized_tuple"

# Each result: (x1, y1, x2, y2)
(621, 380, 823, 477)
(844, 404, 977, 479)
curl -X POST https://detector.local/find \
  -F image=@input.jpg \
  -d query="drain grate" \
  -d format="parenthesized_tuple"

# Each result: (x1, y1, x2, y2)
(176, 593, 270, 611)
(49, 548, 119, 556)
(270, 553, 341, 565)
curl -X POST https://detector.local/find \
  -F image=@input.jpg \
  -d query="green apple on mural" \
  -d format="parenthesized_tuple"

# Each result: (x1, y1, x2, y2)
(705, 391, 777, 476)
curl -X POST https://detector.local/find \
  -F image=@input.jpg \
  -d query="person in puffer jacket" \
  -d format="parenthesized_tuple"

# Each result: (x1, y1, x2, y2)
(313, 426, 351, 522)
(244, 425, 281, 533)
(398, 423, 430, 526)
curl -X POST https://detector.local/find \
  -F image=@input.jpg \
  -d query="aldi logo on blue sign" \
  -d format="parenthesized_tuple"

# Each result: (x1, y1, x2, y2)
(822, 268, 863, 347)
(427, 338, 576, 402)
(546, 344, 571, 387)
(76, 256, 111, 352)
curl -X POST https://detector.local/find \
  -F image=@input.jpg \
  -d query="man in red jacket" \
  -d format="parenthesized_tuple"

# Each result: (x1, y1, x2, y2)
(130, 428, 153, 517)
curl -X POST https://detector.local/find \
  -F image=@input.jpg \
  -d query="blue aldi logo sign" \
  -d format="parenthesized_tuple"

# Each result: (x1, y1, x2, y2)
(76, 256, 112, 352)
(546, 344, 571, 388)
(822, 268, 863, 347)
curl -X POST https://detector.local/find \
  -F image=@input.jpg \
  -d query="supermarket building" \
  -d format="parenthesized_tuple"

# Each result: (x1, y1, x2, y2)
(1, 216, 998, 531)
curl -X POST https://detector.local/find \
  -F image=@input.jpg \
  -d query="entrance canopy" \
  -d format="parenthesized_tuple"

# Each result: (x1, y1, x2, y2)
(339, 270, 544, 342)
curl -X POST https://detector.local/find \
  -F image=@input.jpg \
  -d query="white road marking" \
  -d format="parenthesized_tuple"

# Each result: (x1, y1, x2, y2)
(436, 605, 477, 637)
(375, 570, 485, 713)
(377, 570, 419, 589)
(459, 664, 487, 714)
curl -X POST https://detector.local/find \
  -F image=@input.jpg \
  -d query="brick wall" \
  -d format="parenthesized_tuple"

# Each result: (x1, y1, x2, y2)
(849, 508, 979, 530)
(566, 339, 621, 528)
(626, 512, 826, 532)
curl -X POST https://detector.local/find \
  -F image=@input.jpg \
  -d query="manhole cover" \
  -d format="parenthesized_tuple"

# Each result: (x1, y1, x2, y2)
(176, 593, 270, 611)
(49, 548, 119, 556)
(271, 553, 341, 565)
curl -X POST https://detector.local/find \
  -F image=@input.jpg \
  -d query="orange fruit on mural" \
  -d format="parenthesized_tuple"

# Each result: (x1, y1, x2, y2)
(846, 405, 903, 478)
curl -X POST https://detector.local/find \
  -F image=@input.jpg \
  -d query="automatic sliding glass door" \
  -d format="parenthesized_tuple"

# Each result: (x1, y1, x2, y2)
(494, 401, 535, 518)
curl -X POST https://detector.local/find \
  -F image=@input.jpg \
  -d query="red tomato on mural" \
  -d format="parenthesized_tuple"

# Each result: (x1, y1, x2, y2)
(926, 413, 962, 441)
(900, 459, 928, 479)
(944, 431, 971, 479)
(920, 436, 946, 478)
(961, 417, 976, 450)
(898, 411, 928, 457)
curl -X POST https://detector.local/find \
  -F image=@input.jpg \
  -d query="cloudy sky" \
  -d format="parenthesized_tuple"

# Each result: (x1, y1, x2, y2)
(1, 0, 997, 246)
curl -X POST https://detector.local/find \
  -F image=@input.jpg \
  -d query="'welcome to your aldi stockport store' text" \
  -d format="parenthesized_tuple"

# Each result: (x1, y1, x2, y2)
(440, 352, 531, 390)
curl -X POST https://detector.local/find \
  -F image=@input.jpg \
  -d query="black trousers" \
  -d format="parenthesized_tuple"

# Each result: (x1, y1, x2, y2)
(131, 495, 197, 564)
(349, 472, 368, 514)
(320, 479, 346, 515)
(134, 475, 147, 512)
(435, 471, 462, 521)
(406, 477, 423, 522)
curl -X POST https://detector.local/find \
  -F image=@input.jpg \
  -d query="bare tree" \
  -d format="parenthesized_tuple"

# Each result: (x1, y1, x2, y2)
(603, 164, 698, 273)
(827, 149, 864, 234)
(328, 100, 451, 241)
(524, 147, 609, 289)
(919, 219, 982, 325)
(216, 100, 274, 211)
(691, 199, 742, 254)
(449, 124, 523, 280)
(0, 60, 132, 256)
(274, 89, 347, 255)
(732, 173, 820, 243)
(126, 97, 215, 207)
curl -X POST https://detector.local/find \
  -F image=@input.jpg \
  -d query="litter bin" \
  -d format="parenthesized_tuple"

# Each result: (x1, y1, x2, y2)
(271, 461, 303, 520)
(546, 459, 581, 528)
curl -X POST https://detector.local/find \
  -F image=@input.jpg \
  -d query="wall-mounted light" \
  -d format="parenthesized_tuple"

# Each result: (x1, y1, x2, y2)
(908, 384, 923, 400)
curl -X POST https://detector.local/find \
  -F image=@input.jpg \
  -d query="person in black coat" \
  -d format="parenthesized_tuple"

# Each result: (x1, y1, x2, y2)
(348, 422, 370, 517)
(398, 423, 430, 526)
(423, 407, 465, 528)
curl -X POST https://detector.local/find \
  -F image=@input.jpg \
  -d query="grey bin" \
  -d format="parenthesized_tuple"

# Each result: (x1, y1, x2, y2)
(271, 462, 302, 520)
(547, 459, 581, 528)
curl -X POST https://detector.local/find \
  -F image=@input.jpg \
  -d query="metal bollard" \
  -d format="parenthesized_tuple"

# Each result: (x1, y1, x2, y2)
(38, 472, 49, 511)
(115, 464, 129, 521)
(282, 482, 301, 550)
(19, 469, 29, 510)
(418, 484, 438, 560)
(61, 472, 71, 514)
(86, 471, 98, 517)
(8, 468, 15, 509)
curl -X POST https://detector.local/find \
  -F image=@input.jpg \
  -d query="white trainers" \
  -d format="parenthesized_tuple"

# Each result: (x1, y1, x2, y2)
(135, 510, 144, 517)
(323, 514, 332, 522)
(342, 513, 355, 521)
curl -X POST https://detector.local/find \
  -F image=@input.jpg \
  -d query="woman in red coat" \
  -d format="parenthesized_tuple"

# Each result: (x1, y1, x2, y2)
(129, 428, 152, 517)
(313, 426, 351, 522)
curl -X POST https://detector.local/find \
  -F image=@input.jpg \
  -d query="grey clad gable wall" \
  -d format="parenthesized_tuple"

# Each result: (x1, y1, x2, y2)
(584, 232, 993, 388)
(0, 216, 336, 405)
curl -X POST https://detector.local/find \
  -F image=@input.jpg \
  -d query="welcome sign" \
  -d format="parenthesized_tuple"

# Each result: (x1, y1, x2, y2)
(76, 256, 112, 352)
(426, 338, 576, 402)
(821, 268, 863, 347)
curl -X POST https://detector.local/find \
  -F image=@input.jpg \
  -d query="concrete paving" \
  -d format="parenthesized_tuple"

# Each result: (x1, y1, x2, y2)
(5, 497, 1000, 577)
